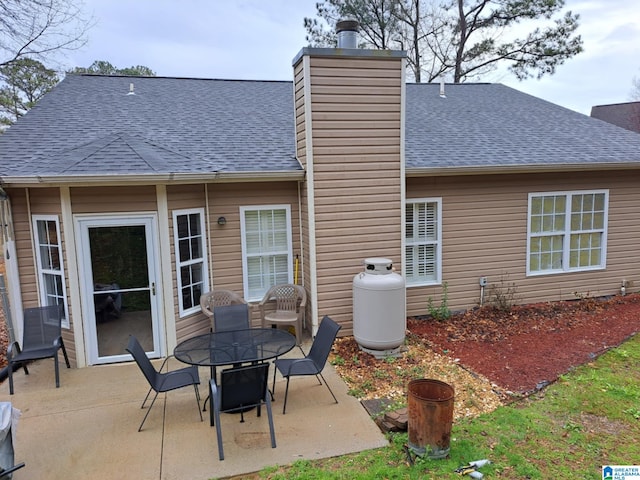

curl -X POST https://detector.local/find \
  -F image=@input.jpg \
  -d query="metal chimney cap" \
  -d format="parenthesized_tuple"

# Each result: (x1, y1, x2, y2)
(336, 19, 359, 48)
(336, 19, 360, 33)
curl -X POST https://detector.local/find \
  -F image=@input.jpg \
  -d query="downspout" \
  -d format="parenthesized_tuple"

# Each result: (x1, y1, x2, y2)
(297, 180, 306, 328)
(205, 183, 214, 287)
(399, 57, 407, 321)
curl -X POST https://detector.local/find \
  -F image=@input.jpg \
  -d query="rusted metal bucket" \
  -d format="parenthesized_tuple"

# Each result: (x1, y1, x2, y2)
(407, 379, 455, 459)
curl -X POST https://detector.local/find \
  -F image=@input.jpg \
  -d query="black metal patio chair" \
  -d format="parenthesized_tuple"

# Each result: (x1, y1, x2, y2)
(200, 289, 247, 332)
(209, 363, 275, 460)
(272, 315, 341, 414)
(213, 303, 251, 332)
(126, 335, 203, 432)
(6, 305, 70, 395)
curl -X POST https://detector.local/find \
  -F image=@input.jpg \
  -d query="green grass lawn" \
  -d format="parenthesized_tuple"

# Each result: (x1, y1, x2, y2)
(244, 333, 640, 479)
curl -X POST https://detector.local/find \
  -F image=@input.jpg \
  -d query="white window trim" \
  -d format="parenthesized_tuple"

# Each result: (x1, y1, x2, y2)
(32, 214, 70, 328)
(240, 205, 293, 302)
(526, 189, 609, 276)
(405, 198, 442, 287)
(172, 208, 209, 317)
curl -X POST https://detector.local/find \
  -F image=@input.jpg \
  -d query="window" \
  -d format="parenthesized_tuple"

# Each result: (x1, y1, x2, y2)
(32, 215, 69, 327)
(173, 209, 208, 316)
(405, 199, 442, 286)
(527, 190, 608, 275)
(240, 206, 293, 301)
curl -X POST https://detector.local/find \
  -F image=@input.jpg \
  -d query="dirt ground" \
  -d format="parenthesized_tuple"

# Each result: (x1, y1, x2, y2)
(331, 293, 640, 419)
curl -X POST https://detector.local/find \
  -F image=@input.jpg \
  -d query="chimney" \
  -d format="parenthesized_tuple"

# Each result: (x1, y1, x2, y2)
(292, 29, 406, 334)
(336, 19, 359, 48)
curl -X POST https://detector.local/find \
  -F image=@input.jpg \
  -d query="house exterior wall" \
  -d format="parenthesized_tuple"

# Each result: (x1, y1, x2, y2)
(4, 187, 81, 365)
(406, 170, 640, 315)
(7, 186, 164, 366)
(5, 182, 302, 365)
(4, 187, 82, 365)
(295, 50, 405, 335)
(171, 181, 302, 343)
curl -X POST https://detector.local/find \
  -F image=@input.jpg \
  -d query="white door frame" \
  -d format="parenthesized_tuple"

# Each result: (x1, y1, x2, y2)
(75, 213, 164, 364)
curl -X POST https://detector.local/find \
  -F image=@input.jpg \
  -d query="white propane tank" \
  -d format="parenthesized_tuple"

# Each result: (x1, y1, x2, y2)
(353, 258, 406, 356)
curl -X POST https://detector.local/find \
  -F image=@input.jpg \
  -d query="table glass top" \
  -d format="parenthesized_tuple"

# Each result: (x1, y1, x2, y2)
(173, 328, 296, 366)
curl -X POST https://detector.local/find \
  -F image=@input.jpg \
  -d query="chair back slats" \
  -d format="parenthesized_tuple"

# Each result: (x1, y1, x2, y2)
(308, 315, 342, 369)
(273, 285, 303, 312)
(212, 290, 245, 306)
(213, 303, 250, 332)
(22, 305, 63, 348)
(200, 289, 246, 316)
(220, 363, 269, 412)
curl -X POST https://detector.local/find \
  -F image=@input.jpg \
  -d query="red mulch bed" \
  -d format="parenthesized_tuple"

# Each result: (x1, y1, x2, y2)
(408, 293, 640, 394)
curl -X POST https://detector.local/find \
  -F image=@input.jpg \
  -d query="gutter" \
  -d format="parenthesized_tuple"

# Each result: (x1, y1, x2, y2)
(406, 162, 640, 177)
(0, 170, 305, 187)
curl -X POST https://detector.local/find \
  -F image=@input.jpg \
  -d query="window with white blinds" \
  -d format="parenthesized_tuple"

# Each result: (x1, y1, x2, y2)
(240, 206, 292, 301)
(405, 199, 442, 286)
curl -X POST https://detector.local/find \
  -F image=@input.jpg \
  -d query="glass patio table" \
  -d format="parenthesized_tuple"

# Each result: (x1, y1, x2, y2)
(174, 328, 296, 369)
(174, 328, 296, 415)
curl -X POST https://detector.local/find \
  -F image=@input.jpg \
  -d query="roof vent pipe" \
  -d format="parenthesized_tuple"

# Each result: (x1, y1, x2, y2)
(336, 19, 359, 49)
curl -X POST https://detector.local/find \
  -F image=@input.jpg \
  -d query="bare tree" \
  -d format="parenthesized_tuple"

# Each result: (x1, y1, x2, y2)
(0, 0, 92, 68)
(631, 74, 640, 101)
(305, 0, 403, 50)
(446, 0, 583, 83)
(305, 0, 583, 83)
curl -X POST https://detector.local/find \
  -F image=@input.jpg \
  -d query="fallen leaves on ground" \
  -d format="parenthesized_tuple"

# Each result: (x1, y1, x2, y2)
(331, 293, 640, 419)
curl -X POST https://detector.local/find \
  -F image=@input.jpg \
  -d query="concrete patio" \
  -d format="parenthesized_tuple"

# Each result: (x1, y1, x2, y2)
(0, 345, 388, 479)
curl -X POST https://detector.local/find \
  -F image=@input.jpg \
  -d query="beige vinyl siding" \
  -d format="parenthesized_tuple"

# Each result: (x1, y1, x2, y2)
(294, 61, 308, 169)
(295, 59, 314, 333)
(202, 182, 301, 335)
(300, 53, 404, 334)
(406, 170, 640, 316)
(70, 186, 157, 213)
(12, 189, 47, 305)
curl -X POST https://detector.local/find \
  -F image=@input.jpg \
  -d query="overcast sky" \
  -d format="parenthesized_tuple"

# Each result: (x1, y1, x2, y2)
(62, 0, 640, 116)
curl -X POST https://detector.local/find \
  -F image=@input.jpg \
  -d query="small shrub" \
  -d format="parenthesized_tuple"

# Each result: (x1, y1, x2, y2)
(331, 355, 345, 366)
(427, 282, 451, 320)
(488, 274, 520, 311)
(573, 291, 600, 311)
